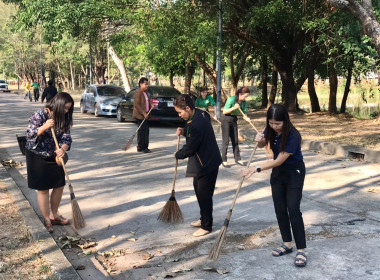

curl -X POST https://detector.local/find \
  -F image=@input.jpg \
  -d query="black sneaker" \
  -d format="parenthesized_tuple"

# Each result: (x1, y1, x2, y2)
(137, 148, 143, 152)
(143, 148, 151, 153)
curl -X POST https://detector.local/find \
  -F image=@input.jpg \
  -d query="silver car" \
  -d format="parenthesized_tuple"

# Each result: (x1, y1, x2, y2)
(80, 85, 126, 117)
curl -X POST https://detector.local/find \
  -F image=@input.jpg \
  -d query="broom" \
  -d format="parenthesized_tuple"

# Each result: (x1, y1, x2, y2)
(208, 142, 258, 261)
(238, 108, 259, 133)
(51, 127, 86, 229)
(157, 135, 184, 223)
(123, 107, 154, 151)
(203, 110, 221, 124)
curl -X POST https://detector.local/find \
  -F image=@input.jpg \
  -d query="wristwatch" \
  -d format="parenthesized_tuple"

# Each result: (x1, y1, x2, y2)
(256, 166, 261, 173)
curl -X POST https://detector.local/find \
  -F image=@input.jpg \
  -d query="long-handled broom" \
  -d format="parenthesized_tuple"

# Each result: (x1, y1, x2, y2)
(51, 127, 86, 229)
(209, 116, 260, 261)
(123, 107, 154, 151)
(157, 135, 184, 223)
(203, 110, 221, 125)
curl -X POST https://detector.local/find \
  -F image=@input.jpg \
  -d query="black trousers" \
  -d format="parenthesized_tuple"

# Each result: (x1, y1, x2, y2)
(270, 161, 306, 249)
(193, 168, 219, 232)
(34, 88, 39, 101)
(136, 119, 149, 151)
(221, 114, 240, 162)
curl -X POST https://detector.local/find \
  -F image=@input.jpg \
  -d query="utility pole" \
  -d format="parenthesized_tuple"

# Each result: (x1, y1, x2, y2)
(40, 28, 43, 92)
(216, 0, 222, 119)
(89, 38, 93, 85)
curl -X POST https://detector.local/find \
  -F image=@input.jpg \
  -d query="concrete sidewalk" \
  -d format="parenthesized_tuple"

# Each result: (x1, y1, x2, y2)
(0, 91, 379, 279)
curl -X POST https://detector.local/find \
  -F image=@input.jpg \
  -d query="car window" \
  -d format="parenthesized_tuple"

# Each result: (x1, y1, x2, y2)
(148, 87, 181, 97)
(126, 89, 136, 99)
(97, 86, 126, 97)
(0, 80, 5, 83)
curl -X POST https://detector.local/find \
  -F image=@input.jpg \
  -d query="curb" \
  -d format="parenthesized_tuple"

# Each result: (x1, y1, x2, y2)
(0, 152, 82, 279)
(301, 140, 380, 163)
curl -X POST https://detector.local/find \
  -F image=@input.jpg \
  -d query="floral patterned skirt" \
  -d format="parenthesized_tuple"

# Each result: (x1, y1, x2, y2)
(25, 149, 65, 190)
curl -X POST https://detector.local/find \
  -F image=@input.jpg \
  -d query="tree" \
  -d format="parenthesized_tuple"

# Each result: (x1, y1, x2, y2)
(327, 0, 380, 56)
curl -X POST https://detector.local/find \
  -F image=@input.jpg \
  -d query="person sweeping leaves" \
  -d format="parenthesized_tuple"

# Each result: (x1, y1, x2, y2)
(174, 94, 222, 237)
(241, 104, 307, 267)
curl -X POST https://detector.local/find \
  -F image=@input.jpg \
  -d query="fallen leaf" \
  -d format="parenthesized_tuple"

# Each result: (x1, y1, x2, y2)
(75, 265, 86, 270)
(142, 254, 153, 260)
(217, 269, 229, 274)
(111, 235, 117, 239)
(80, 242, 97, 249)
(162, 272, 175, 278)
(128, 238, 137, 242)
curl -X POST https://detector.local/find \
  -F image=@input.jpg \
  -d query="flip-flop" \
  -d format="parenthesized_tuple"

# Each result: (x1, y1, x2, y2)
(272, 244, 293, 257)
(50, 215, 70, 225)
(294, 251, 307, 267)
(44, 220, 54, 233)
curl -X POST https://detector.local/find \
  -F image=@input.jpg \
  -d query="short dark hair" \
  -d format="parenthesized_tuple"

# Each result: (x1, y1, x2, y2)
(174, 94, 195, 110)
(48, 80, 53, 86)
(138, 77, 148, 86)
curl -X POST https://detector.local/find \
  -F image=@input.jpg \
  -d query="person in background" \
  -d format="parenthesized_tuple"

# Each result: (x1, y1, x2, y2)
(57, 82, 64, 93)
(241, 104, 307, 267)
(25, 92, 74, 233)
(41, 80, 58, 103)
(220, 86, 250, 167)
(174, 94, 222, 237)
(24, 81, 32, 101)
(194, 87, 216, 113)
(102, 76, 108, 84)
(132, 77, 154, 153)
(32, 80, 40, 102)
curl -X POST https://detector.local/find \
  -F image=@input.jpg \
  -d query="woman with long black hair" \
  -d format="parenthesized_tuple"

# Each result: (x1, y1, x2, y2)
(242, 104, 307, 267)
(25, 92, 74, 233)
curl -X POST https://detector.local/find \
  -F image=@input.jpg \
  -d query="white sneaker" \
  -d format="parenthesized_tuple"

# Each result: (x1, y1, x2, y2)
(193, 228, 210, 237)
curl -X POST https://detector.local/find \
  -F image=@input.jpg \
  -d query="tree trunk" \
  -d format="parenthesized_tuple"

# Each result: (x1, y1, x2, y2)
(268, 63, 278, 108)
(328, 61, 338, 114)
(340, 54, 354, 113)
(307, 63, 320, 112)
(261, 56, 268, 108)
(328, 0, 380, 56)
(184, 61, 195, 94)
(274, 57, 298, 112)
(108, 45, 131, 92)
(169, 69, 174, 87)
(70, 61, 75, 90)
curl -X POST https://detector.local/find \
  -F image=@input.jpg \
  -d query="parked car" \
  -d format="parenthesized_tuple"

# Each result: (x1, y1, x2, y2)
(80, 85, 126, 117)
(0, 80, 9, 92)
(116, 86, 182, 123)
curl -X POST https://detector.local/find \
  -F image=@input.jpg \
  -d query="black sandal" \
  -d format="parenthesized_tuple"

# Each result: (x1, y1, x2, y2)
(272, 244, 293, 257)
(294, 251, 307, 267)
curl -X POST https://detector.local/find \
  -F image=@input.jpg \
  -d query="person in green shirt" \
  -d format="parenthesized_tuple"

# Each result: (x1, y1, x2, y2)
(32, 81, 40, 102)
(194, 87, 216, 112)
(221, 86, 250, 167)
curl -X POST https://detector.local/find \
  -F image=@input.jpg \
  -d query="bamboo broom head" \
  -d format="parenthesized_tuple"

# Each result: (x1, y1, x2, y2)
(123, 134, 135, 151)
(157, 192, 184, 223)
(69, 185, 86, 229)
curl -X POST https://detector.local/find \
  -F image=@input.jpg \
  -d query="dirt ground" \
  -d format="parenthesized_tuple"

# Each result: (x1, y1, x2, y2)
(243, 109, 380, 150)
(0, 181, 58, 280)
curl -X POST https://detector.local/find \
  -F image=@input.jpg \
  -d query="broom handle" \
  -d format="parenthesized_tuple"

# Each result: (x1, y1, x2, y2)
(171, 136, 180, 192)
(51, 127, 72, 186)
(228, 142, 258, 211)
(203, 110, 221, 124)
(239, 108, 259, 133)
(134, 106, 154, 133)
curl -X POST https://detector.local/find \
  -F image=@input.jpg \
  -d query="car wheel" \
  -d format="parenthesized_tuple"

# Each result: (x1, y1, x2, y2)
(94, 104, 100, 117)
(80, 102, 87, 113)
(116, 107, 125, 122)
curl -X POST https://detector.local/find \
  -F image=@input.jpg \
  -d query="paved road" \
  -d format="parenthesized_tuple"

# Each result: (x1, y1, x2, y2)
(1, 91, 380, 279)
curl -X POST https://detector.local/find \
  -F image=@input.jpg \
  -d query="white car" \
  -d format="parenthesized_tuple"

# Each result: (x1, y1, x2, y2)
(0, 79, 9, 92)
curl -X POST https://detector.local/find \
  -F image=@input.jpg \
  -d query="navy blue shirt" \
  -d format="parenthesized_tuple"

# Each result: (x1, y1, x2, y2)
(264, 128, 303, 165)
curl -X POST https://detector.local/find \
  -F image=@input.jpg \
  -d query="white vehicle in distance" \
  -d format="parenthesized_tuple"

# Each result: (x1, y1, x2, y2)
(0, 79, 10, 92)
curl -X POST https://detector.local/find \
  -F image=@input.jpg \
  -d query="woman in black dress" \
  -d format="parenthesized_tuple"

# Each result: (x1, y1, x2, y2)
(174, 94, 222, 237)
(25, 92, 74, 233)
